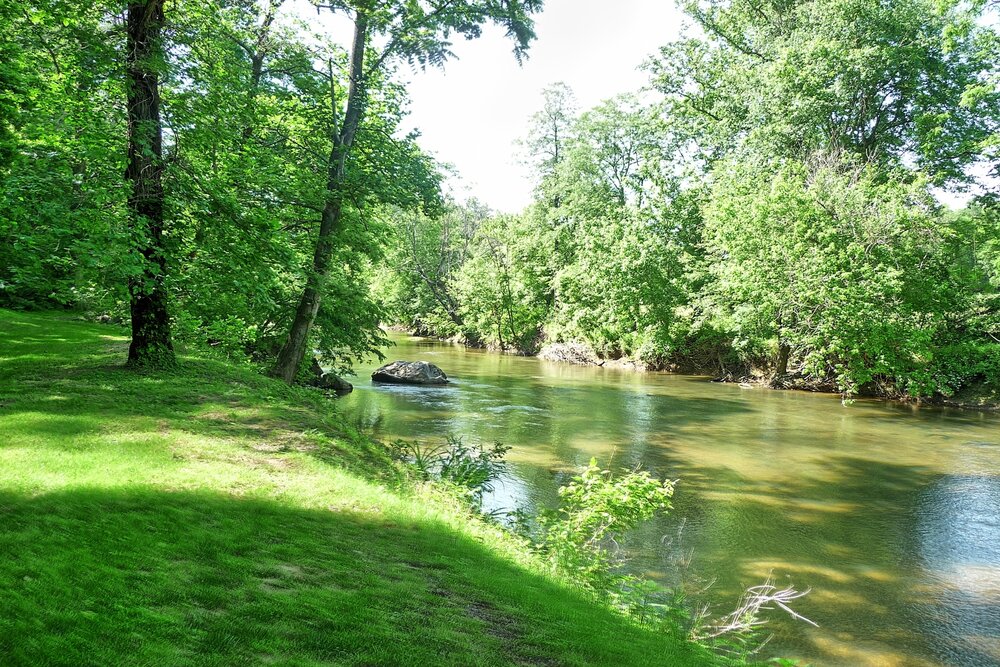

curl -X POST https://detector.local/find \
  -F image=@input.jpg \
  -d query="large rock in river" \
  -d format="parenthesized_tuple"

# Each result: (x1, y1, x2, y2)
(372, 360, 449, 385)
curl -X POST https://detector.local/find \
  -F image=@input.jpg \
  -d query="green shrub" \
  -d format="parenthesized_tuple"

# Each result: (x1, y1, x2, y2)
(536, 459, 674, 594)
(392, 437, 511, 510)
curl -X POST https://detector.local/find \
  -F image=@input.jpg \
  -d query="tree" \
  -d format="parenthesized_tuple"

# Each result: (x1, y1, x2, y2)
(702, 151, 952, 393)
(269, 0, 544, 383)
(125, 0, 173, 367)
(452, 213, 551, 351)
(1, 1, 129, 312)
(557, 95, 671, 210)
(0, 0, 26, 171)
(523, 81, 576, 204)
(647, 0, 1000, 185)
(541, 95, 688, 362)
(377, 201, 488, 337)
(139, 0, 439, 370)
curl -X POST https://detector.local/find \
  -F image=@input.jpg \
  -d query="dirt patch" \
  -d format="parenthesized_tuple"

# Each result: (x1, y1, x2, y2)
(465, 600, 519, 641)
(419, 578, 547, 664)
(260, 562, 308, 593)
(275, 563, 306, 578)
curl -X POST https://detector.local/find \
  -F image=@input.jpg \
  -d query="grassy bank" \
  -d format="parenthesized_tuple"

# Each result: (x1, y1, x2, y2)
(0, 310, 705, 666)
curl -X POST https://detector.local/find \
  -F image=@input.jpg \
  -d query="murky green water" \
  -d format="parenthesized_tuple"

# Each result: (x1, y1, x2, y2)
(340, 334, 1000, 666)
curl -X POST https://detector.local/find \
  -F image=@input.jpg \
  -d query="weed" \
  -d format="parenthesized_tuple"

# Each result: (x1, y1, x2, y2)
(391, 436, 511, 510)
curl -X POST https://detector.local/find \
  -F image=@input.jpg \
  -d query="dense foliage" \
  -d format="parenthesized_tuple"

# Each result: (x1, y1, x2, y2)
(0, 0, 541, 376)
(377, 0, 1000, 399)
(3, 0, 999, 399)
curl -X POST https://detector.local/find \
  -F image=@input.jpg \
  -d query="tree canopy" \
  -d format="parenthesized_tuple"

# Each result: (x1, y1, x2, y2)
(3, 0, 999, 401)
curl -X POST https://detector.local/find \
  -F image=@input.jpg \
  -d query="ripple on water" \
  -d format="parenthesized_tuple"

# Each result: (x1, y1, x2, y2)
(915, 475, 1000, 667)
(341, 332, 1000, 667)
(482, 404, 547, 414)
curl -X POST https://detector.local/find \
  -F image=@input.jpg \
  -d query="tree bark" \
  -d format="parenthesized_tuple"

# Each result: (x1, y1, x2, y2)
(775, 342, 790, 377)
(125, 0, 174, 368)
(269, 11, 369, 383)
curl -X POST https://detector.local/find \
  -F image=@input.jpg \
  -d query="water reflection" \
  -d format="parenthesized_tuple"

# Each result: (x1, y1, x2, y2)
(340, 334, 1000, 666)
(916, 475, 1000, 666)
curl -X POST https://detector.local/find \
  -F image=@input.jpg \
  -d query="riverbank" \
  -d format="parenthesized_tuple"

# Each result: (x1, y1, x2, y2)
(395, 331, 1000, 411)
(0, 309, 706, 666)
(344, 329, 1000, 667)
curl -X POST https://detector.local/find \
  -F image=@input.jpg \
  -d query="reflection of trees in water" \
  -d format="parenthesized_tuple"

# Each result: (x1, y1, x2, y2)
(916, 474, 1000, 667)
(344, 334, 1000, 666)
(627, 457, 937, 665)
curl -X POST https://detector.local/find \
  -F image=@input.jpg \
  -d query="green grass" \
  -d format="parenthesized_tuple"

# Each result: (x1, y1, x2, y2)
(0, 309, 704, 666)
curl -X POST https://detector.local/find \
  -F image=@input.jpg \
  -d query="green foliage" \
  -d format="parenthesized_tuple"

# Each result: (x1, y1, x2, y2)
(550, 213, 683, 362)
(6, 0, 1000, 403)
(0, 0, 128, 312)
(379, 54, 999, 401)
(374, 202, 489, 339)
(2, 0, 545, 378)
(647, 0, 1000, 183)
(161, 5, 441, 370)
(927, 341, 1000, 397)
(523, 82, 577, 192)
(451, 213, 553, 351)
(522, 458, 821, 665)
(701, 152, 953, 394)
(0, 0, 454, 373)
(392, 436, 511, 510)
(379, 89, 698, 363)
(536, 459, 674, 593)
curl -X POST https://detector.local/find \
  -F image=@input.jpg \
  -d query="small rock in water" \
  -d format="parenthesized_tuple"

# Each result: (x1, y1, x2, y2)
(372, 360, 449, 385)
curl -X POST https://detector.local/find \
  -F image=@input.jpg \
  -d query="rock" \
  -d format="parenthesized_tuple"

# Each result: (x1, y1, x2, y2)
(321, 374, 353, 393)
(538, 342, 601, 366)
(372, 360, 449, 385)
(308, 358, 353, 394)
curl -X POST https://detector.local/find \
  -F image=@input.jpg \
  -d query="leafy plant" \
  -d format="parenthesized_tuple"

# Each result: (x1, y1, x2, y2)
(532, 459, 814, 665)
(392, 436, 511, 510)
(536, 459, 674, 593)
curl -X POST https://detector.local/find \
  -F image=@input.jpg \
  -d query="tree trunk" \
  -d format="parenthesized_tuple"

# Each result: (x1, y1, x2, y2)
(775, 341, 790, 377)
(269, 11, 369, 383)
(270, 200, 342, 382)
(125, 0, 174, 368)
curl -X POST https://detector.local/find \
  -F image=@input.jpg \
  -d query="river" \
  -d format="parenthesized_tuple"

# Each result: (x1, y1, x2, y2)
(339, 333, 1000, 667)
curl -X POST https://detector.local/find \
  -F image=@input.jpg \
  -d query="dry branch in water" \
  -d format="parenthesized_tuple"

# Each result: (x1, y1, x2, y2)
(695, 575, 817, 641)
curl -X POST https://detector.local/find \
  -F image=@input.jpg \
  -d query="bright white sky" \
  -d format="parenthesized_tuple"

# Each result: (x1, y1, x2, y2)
(283, 1, 983, 210)
(287, 0, 687, 213)
(397, 0, 686, 212)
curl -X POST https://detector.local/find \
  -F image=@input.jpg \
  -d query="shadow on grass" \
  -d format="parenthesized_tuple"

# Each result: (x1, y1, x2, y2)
(0, 312, 395, 480)
(0, 487, 703, 667)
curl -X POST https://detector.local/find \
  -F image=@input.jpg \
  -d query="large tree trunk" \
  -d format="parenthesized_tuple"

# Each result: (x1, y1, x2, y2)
(125, 0, 174, 368)
(269, 11, 369, 383)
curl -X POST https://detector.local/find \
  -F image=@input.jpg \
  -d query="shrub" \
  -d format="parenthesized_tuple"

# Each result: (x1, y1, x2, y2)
(392, 436, 511, 510)
(536, 459, 674, 594)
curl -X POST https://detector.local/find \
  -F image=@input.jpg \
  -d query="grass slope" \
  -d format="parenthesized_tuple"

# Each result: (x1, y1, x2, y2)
(0, 310, 704, 667)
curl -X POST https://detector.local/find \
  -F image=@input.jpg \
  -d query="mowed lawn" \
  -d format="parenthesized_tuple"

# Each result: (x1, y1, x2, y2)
(0, 310, 704, 666)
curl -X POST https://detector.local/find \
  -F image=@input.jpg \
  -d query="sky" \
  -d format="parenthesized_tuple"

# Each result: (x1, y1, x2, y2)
(354, 0, 688, 213)
(398, 0, 686, 212)
(283, 1, 987, 211)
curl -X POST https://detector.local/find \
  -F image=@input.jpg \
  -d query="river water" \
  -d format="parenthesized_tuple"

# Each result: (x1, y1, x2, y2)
(339, 334, 1000, 666)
